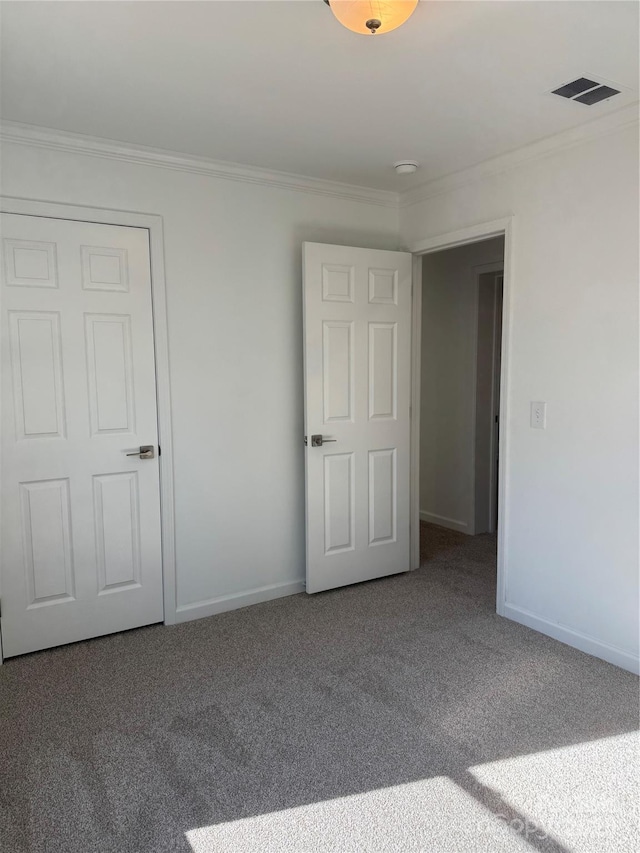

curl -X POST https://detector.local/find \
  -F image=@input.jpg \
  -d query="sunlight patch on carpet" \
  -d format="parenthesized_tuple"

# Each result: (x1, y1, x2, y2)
(185, 775, 531, 852)
(468, 731, 640, 853)
(185, 733, 639, 852)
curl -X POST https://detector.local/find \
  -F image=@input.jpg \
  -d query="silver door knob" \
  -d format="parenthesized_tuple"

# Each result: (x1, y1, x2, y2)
(126, 445, 155, 459)
(310, 435, 337, 447)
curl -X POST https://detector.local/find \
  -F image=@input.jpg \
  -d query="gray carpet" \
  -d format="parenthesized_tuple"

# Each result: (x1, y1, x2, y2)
(0, 523, 638, 853)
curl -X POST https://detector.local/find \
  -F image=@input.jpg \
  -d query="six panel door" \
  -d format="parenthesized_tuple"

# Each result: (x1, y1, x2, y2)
(0, 214, 163, 657)
(303, 242, 412, 593)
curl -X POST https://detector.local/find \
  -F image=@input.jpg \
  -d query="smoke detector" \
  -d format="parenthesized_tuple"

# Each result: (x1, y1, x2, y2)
(394, 160, 419, 175)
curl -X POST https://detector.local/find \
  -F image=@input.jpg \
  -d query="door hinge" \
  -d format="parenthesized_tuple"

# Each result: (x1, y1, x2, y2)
(304, 435, 307, 446)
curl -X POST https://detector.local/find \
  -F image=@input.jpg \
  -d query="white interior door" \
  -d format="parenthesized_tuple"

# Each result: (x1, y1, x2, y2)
(1, 213, 163, 657)
(303, 242, 412, 593)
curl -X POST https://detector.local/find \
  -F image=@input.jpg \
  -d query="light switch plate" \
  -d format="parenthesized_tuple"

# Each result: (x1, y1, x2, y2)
(530, 401, 546, 429)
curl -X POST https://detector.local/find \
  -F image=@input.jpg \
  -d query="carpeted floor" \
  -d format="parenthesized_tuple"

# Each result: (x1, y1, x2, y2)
(0, 523, 638, 853)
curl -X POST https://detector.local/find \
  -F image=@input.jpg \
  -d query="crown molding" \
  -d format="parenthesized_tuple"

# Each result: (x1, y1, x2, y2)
(3, 103, 637, 214)
(0, 120, 400, 209)
(400, 103, 639, 209)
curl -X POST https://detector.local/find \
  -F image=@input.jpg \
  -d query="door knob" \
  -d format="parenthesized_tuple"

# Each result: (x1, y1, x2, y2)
(310, 435, 337, 447)
(126, 445, 155, 459)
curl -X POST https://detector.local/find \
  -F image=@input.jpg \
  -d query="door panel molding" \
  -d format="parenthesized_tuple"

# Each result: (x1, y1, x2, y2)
(9, 310, 67, 440)
(20, 477, 75, 607)
(0, 197, 177, 663)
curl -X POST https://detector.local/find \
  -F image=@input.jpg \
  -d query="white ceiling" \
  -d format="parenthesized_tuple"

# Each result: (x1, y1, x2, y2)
(1, 1, 638, 191)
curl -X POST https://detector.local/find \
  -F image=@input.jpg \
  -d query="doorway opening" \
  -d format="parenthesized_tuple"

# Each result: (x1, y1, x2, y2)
(409, 225, 509, 609)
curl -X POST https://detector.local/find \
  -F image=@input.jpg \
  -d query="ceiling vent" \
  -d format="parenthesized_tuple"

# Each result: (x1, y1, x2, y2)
(551, 77, 621, 105)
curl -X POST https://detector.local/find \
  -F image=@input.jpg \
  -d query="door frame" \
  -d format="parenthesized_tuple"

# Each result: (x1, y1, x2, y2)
(488, 270, 504, 536)
(0, 196, 177, 662)
(407, 217, 514, 618)
(472, 262, 504, 536)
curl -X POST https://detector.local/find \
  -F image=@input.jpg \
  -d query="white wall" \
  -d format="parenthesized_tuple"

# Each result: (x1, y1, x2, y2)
(2, 116, 638, 675)
(404, 122, 640, 673)
(0, 137, 399, 620)
(420, 238, 503, 533)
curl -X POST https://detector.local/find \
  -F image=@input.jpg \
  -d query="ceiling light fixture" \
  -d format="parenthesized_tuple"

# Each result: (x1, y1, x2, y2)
(324, 1, 419, 35)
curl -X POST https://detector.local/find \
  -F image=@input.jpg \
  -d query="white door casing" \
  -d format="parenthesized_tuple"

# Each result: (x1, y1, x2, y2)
(474, 267, 504, 536)
(303, 242, 412, 593)
(491, 275, 504, 533)
(1, 214, 163, 657)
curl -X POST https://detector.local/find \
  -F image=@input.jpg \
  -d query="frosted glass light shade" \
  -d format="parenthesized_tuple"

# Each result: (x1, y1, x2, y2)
(329, 1, 419, 35)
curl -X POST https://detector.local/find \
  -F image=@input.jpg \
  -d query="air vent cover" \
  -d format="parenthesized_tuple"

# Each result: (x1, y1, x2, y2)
(574, 85, 620, 105)
(551, 77, 621, 105)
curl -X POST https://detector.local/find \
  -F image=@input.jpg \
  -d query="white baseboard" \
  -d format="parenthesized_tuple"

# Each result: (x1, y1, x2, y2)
(175, 579, 305, 624)
(420, 510, 470, 534)
(502, 602, 640, 675)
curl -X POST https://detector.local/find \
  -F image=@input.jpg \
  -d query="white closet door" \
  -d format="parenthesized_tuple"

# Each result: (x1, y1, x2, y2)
(1, 214, 163, 657)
